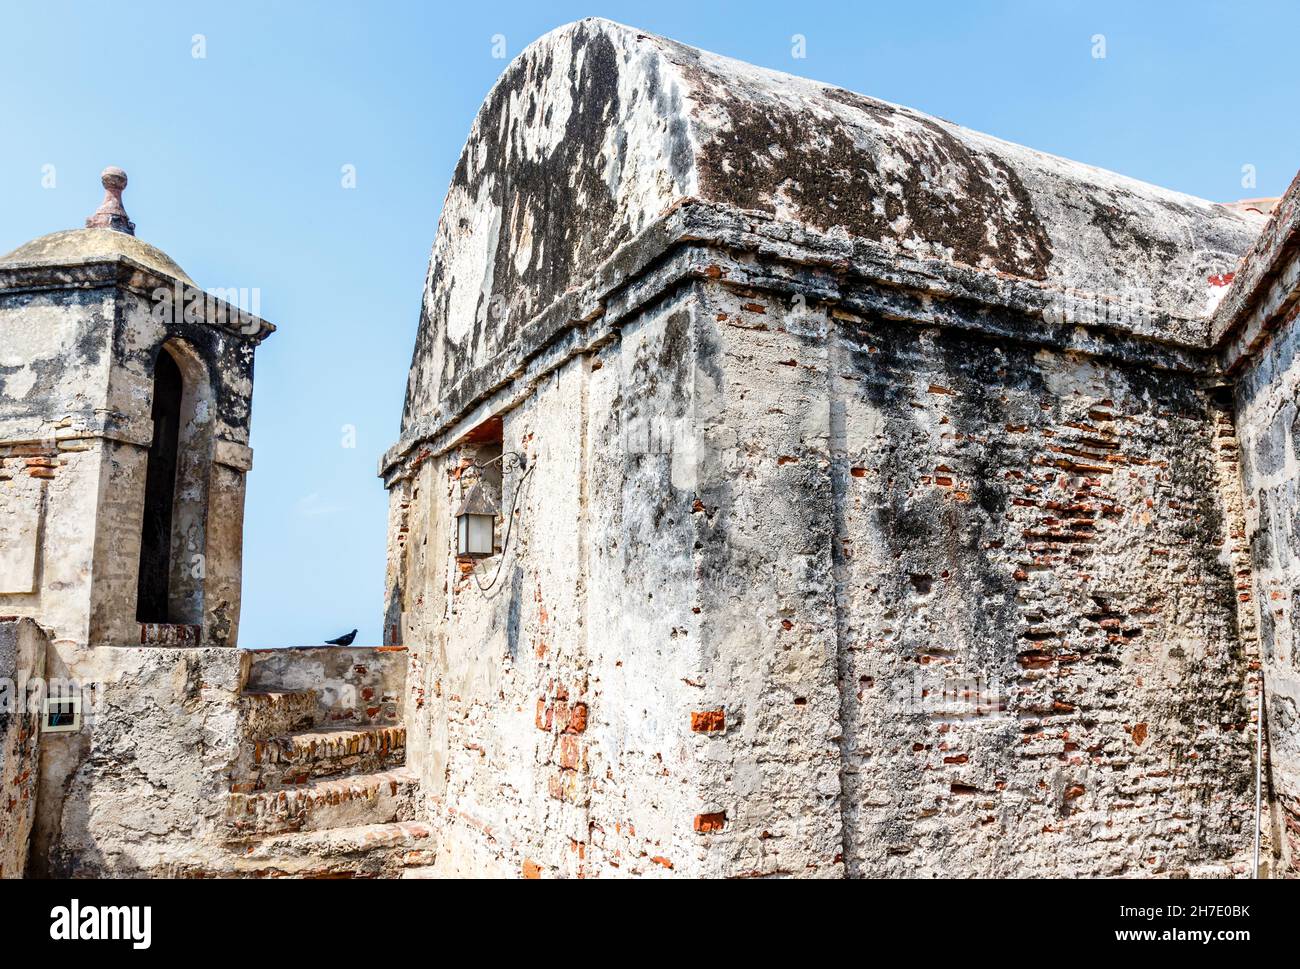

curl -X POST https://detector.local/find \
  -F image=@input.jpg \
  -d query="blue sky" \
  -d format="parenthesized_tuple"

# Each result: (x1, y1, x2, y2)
(3, 1, 1297, 647)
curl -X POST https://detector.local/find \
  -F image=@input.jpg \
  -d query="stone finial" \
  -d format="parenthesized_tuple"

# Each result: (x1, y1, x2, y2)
(85, 167, 136, 235)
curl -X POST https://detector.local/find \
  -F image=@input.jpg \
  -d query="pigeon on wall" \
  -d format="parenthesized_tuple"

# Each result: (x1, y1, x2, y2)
(325, 629, 357, 646)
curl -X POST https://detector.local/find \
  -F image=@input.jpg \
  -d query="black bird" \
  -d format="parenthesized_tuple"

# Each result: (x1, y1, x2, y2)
(324, 629, 357, 647)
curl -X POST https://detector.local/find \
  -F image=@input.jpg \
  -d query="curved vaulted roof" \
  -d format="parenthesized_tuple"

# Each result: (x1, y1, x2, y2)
(401, 17, 1263, 429)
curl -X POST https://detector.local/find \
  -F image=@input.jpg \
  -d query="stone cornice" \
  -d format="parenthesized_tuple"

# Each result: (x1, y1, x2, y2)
(0, 255, 276, 344)
(1211, 170, 1300, 343)
(1210, 170, 1300, 374)
(380, 198, 1223, 481)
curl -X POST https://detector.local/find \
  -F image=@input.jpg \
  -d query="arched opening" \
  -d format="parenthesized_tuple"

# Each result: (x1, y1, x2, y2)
(135, 339, 213, 630)
(136, 348, 183, 622)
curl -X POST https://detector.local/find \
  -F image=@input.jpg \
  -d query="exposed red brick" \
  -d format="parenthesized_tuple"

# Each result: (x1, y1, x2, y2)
(522, 859, 542, 879)
(566, 702, 587, 734)
(694, 812, 726, 833)
(558, 735, 582, 770)
(690, 709, 725, 733)
(1018, 650, 1053, 669)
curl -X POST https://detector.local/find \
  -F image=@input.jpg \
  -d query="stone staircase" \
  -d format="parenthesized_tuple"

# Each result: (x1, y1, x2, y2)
(215, 653, 435, 877)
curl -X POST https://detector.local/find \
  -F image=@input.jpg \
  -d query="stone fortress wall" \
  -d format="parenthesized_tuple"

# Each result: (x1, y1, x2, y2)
(1215, 179, 1300, 873)
(379, 19, 1297, 877)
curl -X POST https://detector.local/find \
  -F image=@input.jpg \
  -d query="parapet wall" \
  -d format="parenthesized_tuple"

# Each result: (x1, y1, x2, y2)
(31, 645, 245, 877)
(396, 18, 1261, 446)
(242, 646, 406, 728)
(25, 644, 407, 876)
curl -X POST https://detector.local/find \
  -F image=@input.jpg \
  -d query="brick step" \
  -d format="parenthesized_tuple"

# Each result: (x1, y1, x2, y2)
(239, 689, 319, 740)
(227, 768, 417, 838)
(218, 821, 434, 878)
(237, 724, 406, 790)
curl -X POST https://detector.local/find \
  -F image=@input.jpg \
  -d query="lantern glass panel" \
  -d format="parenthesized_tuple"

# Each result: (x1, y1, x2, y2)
(467, 513, 494, 556)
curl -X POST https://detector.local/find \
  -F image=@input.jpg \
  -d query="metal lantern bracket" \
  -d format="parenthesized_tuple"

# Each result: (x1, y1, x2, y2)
(458, 450, 533, 592)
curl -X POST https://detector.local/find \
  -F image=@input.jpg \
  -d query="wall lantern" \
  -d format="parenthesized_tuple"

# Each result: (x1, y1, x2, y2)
(455, 480, 499, 558)
(454, 450, 532, 591)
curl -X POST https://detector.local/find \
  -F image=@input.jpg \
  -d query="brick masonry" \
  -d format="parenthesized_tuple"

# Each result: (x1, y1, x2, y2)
(378, 20, 1285, 878)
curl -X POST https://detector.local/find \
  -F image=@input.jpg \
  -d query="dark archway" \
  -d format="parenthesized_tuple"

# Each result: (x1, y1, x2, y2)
(137, 347, 183, 623)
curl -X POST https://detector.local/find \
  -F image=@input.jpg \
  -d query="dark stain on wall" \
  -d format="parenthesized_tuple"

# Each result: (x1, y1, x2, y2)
(662, 44, 1053, 281)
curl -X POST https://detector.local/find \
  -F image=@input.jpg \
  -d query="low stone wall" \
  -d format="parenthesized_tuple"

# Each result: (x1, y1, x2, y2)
(21, 644, 408, 877)
(31, 645, 245, 877)
(243, 646, 406, 727)
(0, 618, 46, 878)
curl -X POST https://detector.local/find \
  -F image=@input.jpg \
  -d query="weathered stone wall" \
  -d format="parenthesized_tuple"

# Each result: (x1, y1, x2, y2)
(0, 618, 47, 878)
(0, 286, 117, 648)
(243, 646, 406, 728)
(387, 276, 1258, 878)
(694, 283, 1256, 877)
(1210, 171, 1300, 878)
(1233, 307, 1300, 876)
(30, 646, 245, 877)
(21, 644, 409, 877)
(389, 289, 704, 877)
(384, 19, 1269, 878)
(0, 287, 116, 446)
